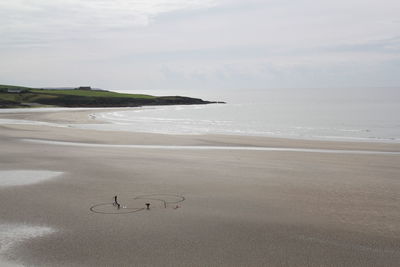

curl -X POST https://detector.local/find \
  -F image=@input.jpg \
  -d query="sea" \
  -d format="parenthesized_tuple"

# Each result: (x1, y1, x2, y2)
(79, 87, 400, 143)
(1, 87, 399, 143)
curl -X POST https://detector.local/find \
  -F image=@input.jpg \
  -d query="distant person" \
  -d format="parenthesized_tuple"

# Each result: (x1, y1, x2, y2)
(113, 195, 121, 209)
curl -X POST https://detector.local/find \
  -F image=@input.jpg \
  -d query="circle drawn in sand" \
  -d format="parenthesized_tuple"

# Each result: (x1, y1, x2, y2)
(89, 203, 145, 214)
(89, 194, 185, 215)
(134, 194, 185, 208)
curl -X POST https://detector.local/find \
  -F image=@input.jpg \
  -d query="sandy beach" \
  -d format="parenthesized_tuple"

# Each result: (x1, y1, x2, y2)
(0, 109, 399, 266)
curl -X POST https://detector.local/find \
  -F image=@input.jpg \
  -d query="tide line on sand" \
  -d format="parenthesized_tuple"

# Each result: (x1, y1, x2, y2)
(22, 139, 400, 155)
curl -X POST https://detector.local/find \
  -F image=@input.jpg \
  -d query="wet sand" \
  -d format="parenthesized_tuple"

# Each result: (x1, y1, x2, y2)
(0, 109, 399, 266)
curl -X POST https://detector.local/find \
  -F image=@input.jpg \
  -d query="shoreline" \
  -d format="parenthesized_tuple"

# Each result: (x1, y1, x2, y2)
(1, 107, 400, 146)
(0, 108, 399, 266)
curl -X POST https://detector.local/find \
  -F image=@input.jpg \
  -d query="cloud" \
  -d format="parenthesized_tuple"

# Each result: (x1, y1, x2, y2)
(0, 0, 221, 47)
(0, 0, 399, 89)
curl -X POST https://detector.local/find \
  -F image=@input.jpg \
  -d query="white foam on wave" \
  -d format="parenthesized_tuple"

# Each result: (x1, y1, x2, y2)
(0, 224, 56, 266)
(0, 170, 64, 187)
(86, 102, 400, 143)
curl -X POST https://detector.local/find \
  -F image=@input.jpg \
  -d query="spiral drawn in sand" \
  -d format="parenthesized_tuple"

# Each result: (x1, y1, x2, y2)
(89, 194, 185, 214)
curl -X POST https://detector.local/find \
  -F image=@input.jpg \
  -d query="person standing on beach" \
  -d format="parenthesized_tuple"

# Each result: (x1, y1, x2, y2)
(113, 195, 120, 209)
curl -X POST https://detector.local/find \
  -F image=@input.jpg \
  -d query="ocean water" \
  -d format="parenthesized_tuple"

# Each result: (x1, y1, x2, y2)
(83, 87, 400, 143)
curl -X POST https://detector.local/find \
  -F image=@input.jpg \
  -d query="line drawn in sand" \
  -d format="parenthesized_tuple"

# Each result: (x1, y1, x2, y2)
(89, 194, 185, 214)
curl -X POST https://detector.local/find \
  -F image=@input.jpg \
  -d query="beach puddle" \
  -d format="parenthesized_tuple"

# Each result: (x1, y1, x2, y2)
(0, 224, 56, 266)
(0, 170, 64, 187)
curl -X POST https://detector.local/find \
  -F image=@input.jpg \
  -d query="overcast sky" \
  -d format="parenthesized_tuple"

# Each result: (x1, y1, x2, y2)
(1, 0, 399, 93)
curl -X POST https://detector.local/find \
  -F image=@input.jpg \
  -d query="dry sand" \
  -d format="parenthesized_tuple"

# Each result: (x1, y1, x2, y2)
(0, 109, 399, 266)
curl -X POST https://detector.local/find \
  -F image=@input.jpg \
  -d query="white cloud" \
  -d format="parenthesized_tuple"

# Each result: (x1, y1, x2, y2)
(0, 0, 399, 90)
(0, 0, 220, 26)
(0, 0, 221, 46)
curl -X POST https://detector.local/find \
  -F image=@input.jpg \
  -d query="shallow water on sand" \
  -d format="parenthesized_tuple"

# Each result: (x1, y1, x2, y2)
(0, 224, 55, 266)
(0, 170, 63, 187)
(23, 139, 400, 155)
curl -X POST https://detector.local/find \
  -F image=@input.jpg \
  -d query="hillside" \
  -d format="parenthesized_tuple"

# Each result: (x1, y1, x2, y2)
(0, 85, 222, 108)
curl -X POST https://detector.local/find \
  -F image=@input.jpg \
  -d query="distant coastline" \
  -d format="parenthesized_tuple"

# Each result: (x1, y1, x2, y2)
(0, 84, 225, 108)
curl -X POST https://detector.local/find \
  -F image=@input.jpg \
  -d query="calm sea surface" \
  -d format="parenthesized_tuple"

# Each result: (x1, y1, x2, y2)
(86, 87, 400, 142)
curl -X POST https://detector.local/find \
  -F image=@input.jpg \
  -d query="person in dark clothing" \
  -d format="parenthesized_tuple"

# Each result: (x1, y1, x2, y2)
(113, 195, 121, 209)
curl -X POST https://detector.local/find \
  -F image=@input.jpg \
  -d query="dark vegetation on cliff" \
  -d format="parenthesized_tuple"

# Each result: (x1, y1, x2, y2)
(0, 85, 223, 108)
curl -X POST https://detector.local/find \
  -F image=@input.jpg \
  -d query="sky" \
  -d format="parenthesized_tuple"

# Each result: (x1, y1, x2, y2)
(0, 0, 399, 94)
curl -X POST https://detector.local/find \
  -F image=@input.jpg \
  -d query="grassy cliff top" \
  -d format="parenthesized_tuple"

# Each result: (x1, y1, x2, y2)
(0, 84, 220, 108)
(29, 89, 156, 99)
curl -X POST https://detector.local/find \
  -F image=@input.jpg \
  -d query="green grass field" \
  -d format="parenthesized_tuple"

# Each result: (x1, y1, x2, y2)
(0, 84, 214, 108)
(30, 89, 156, 99)
(0, 84, 33, 90)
